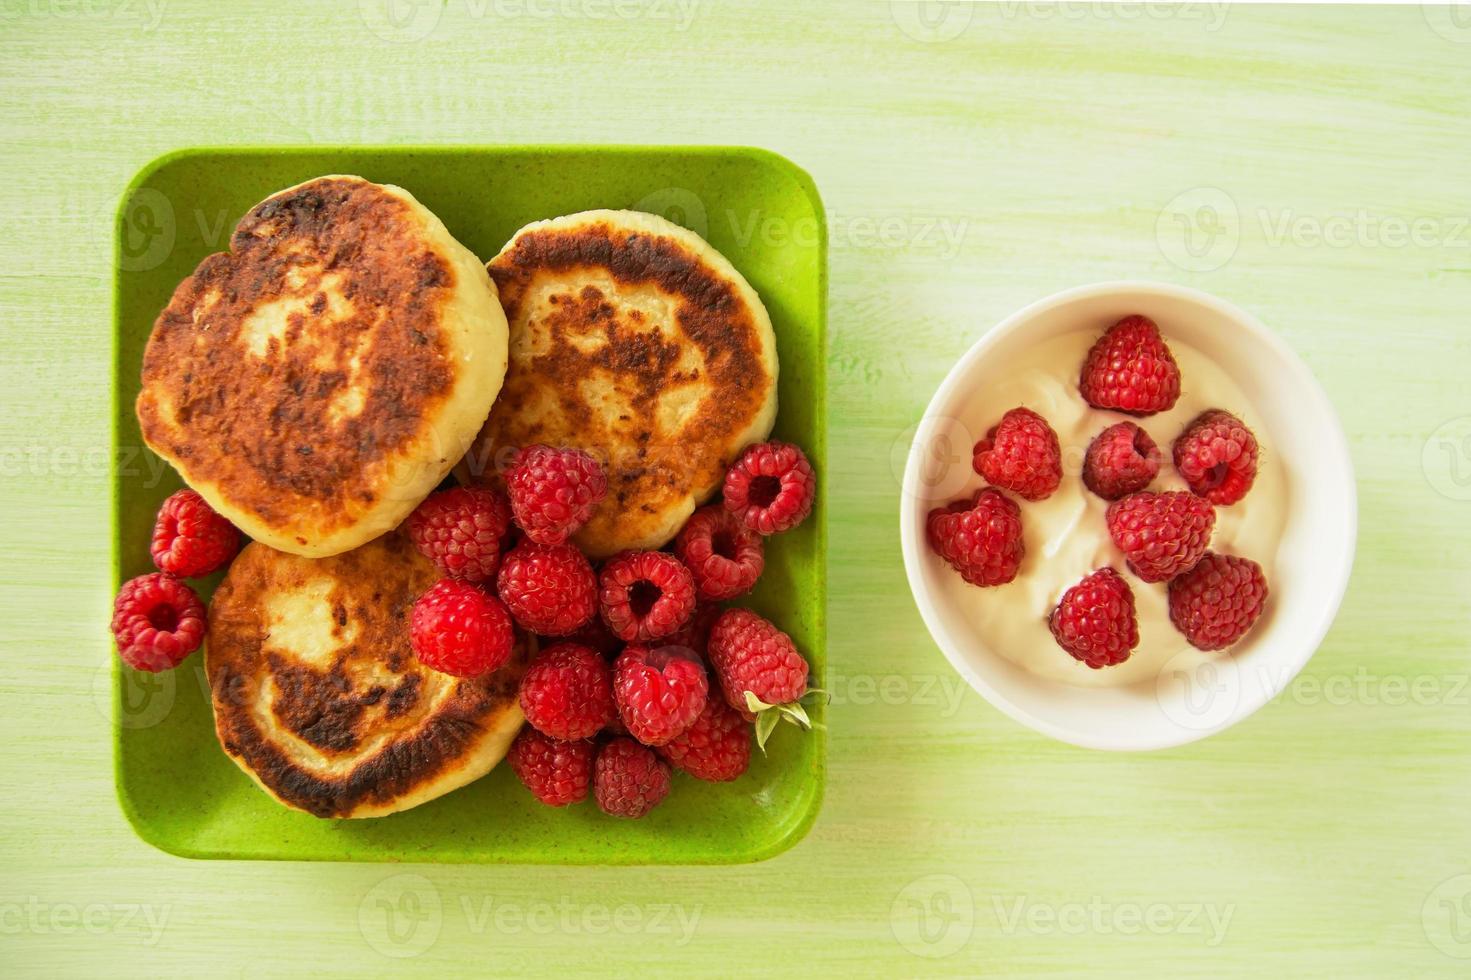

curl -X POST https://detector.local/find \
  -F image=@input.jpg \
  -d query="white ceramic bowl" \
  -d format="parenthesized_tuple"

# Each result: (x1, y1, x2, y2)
(899, 281, 1356, 750)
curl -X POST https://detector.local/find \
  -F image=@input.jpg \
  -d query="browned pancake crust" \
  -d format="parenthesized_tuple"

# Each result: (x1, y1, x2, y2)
(207, 532, 528, 818)
(137, 177, 459, 547)
(465, 220, 771, 551)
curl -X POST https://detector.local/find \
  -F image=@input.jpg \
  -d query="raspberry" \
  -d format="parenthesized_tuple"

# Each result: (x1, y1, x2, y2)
(674, 505, 764, 601)
(1105, 491, 1215, 583)
(707, 608, 809, 721)
(657, 695, 751, 782)
(1079, 314, 1181, 416)
(518, 642, 615, 740)
(409, 579, 515, 678)
(149, 489, 239, 578)
(1083, 421, 1161, 500)
(664, 600, 722, 657)
(1168, 552, 1270, 651)
(613, 645, 709, 746)
(111, 572, 207, 672)
(1048, 568, 1139, 669)
(723, 441, 816, 535)
(593, 737, 671, 818)
(1173, 410, 1259, 506)
(406, 486, 512, 583)
(599, 550, 697, 643)
(496, 539, 597, 636)
(925, 488, 1025, 588)
(507, 728, 595, 807)
(505, 445, 607, 546)
(971, 407, 1062, 501)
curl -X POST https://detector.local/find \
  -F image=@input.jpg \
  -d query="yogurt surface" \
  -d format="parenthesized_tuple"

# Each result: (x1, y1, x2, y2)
(935, 330, 1285, 687)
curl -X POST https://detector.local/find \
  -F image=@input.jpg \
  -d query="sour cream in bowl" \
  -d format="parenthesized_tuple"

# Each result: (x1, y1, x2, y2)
(898, 282, 1355, 750)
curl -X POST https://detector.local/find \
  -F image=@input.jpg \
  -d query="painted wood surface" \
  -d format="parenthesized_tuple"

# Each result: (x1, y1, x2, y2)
(3, 1, 1471, 974)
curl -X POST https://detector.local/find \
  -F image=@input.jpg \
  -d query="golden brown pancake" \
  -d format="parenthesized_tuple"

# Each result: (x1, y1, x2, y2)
(137, 175, 509, 558)
(205, 532, 528, 819)
(459, 210, 777, 557)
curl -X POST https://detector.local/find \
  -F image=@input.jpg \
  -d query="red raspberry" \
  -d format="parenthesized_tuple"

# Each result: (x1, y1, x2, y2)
(599, 551, 697, 643)
(1048, 568, 1139, 669)
(664, 600, 722, 657)
(406, 486, 512, 583)
(1173, 410, 1260, 506)
(657, 695, 751, 782)
(613, 645, 709, 746)
(505, 445, 607, 546)
(111, 572, 207, 672)
(1083, 421, 1161, 501)
(149, 489, 239, 578)
(1079, 314, 1181, 416)
(593, 737, 671, 818)
(409, 579, 515, 678)
(707, 608, 809, 720)
(723, 440, 816, 535)
(674, 505, 764, 601)
(496, 540, 597, 636)
(1168, 552, 1270, 651)
(971, 407, 1062, 501)
(507, 728, 594, 807)
(1105, 491, 1215, 583)
(518, 642, 615, 740)
(925, 488, 1025, 588)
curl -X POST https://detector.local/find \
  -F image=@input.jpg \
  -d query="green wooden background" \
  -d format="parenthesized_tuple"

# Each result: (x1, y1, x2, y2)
(4, 2, 1471, 975)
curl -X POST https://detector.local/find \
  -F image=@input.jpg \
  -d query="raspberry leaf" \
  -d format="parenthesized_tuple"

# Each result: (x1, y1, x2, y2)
(775, 701, 811, 729)
(744, 691, 774, 713)
(754, 708, 781, 752)
(747, 691, 818, 752)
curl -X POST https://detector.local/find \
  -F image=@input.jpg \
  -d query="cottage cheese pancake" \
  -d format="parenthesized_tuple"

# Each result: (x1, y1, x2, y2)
(137, 175, 508, 558)
(461, 210, 777, 558)
(205, 532, 529, 819)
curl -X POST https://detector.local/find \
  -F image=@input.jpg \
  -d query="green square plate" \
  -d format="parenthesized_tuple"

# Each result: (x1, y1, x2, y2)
(112, 145, 826, 864)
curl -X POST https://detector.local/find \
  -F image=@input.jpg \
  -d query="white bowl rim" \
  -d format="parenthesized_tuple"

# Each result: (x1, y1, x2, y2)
(898, 279, 1358, 750)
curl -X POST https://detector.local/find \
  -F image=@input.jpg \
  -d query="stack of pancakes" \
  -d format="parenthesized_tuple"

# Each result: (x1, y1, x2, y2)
(136, 177, 777, 818)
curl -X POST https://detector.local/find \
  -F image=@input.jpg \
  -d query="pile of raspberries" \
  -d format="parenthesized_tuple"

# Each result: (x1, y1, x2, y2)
(109, 489, 240, 672)
(926, 314, 1270, 669)
(406, 439, 817, 819)
(108, 438, 818, 821)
